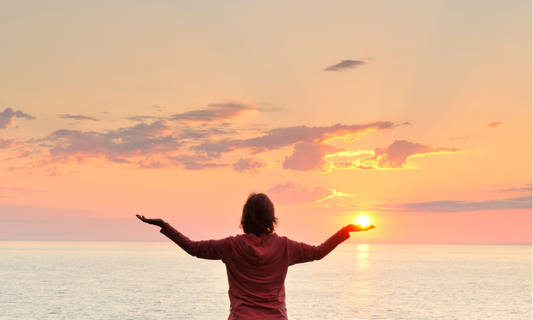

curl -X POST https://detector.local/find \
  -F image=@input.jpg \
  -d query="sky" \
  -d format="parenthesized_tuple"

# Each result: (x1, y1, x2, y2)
(0, 0, 531, 243)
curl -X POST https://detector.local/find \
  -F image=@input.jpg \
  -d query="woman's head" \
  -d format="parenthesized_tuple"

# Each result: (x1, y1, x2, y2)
(240, 193, 277, 237)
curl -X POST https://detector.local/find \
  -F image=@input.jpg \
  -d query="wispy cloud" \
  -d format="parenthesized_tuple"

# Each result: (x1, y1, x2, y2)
(483, 186, 533, 193)
(450, 135, 469, 140)
(379, 196, 532, 212)
(267, 182, 356, 205)
(169, 103, 256, 123)
(0, 108, 35, 129)
(126, 115, 163, 122)
(324, 60, 366, 72)
(488, 121, 503, 127)
(57, 114, 99, 121)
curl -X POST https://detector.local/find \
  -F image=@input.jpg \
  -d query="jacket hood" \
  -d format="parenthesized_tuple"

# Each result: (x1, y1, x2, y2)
(235, 232, 280, 266)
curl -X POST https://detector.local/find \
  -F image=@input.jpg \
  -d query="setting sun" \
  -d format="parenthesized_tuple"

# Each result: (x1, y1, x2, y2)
(357, 216, 370, 228)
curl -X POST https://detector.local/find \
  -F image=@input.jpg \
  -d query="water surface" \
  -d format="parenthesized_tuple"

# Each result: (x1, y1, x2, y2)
(1, 242, 530, 319)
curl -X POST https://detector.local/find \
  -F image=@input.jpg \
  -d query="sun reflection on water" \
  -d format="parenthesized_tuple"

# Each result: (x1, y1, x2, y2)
(349, 244, 375, 318)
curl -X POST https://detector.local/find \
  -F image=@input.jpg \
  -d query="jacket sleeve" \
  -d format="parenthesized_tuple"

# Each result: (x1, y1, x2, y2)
(287, 227, 351, 266)
(160, 222, 229, 260)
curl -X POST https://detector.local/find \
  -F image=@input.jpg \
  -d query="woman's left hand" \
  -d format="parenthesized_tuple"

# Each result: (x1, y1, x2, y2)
(136, 214, 165, 228)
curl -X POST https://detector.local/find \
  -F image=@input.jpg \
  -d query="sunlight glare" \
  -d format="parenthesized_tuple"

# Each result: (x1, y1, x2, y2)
(357, 216, 370, 227)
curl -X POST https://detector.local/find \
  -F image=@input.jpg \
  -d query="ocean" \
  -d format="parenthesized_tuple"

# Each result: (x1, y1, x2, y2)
(1, 242, 531, 320)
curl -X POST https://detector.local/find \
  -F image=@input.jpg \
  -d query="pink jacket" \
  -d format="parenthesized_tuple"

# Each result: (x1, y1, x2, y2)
(160, 223, 351, 319)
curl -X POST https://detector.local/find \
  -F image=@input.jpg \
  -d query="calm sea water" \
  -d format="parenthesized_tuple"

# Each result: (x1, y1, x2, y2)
(0, 242, 530, 320)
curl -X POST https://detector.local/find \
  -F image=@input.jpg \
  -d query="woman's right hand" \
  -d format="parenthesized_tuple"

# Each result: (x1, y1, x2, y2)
(136, 214, 165, 228)
(346, 224, 375, 232)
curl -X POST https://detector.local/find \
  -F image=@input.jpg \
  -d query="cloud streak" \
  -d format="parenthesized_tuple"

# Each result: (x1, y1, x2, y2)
(450, 135, 469, 140)
(57, 114, 98, 121)
(324, 60, 366, 72)
(169, 103, 256, 123)
(380, 196, 532, 212)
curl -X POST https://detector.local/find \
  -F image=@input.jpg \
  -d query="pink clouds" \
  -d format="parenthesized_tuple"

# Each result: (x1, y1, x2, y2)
(193, 122, 395, 156)
(366, 140, 462, 169)
(282, 142, 342, 171)
(5, 105, 464, 176)
(0, 138, 33, 158)
(266, 182, 355, 205)
(331, 140, 463, 170)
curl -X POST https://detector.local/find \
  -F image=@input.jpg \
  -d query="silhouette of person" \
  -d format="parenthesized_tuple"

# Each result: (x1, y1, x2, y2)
(137, 192, 375, 319)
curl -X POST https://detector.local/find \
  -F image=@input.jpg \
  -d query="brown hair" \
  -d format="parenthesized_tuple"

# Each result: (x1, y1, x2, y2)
(240, 193, 277, 237)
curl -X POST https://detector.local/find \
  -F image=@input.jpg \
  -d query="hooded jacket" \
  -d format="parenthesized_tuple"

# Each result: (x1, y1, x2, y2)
(160, 223, 351, 319)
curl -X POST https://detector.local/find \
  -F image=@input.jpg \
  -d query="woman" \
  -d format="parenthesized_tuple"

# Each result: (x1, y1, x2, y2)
(137, 193, 375, 319)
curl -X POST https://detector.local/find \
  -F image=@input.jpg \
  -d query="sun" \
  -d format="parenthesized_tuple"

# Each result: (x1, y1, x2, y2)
(356, 216, 370, 227)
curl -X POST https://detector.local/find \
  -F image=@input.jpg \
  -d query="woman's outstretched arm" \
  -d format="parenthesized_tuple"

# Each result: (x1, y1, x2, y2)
(288, 224, 375, 265)
(136, 215, 227, 260)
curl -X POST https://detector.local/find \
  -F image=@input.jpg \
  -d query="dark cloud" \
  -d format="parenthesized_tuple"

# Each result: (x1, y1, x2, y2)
(0, 108, 36, 129)
(57, 114, 98, 121)
(380, 196, 532, 212)
(488, 121, 503, 127)
(170, 103, 256, 123)
(232, 158, 268, 173)
(282, 142, 342, 171)
(324, 60, 366, 72)
(193, 122, 395, 157)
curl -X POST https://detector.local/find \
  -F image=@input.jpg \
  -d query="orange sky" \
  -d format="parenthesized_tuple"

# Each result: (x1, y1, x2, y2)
(0, 1, 531, 243)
